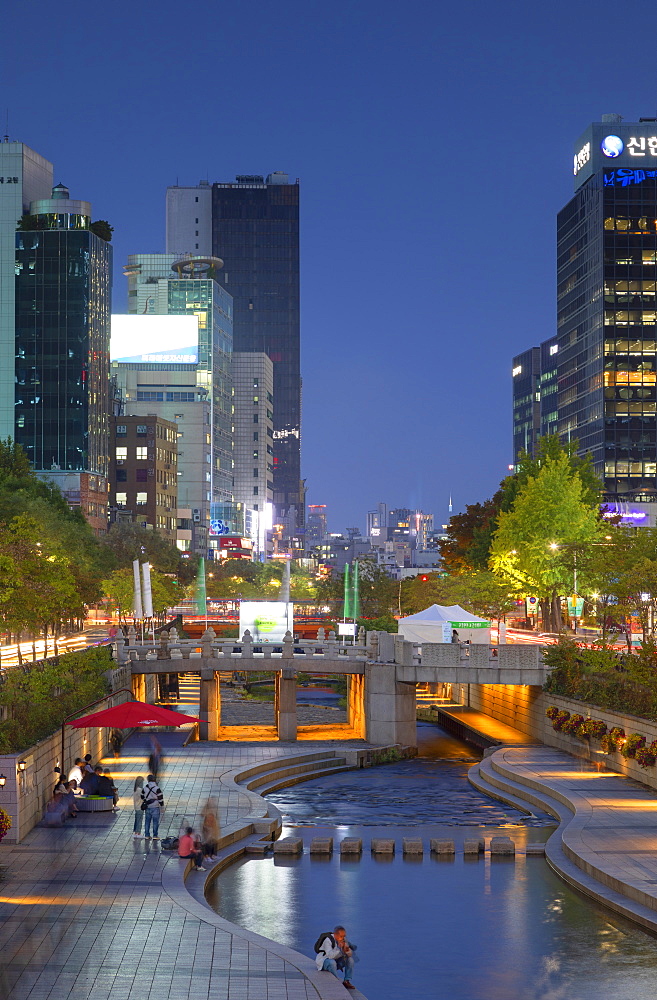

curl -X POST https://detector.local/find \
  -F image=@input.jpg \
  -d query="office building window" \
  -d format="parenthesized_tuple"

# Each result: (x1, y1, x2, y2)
(136, 469, 148, 482)
(116, 447, 127, 461)
(136, 424, 147, 436)
(116, 425, 127, 436)
(253, 432, 259, 441)
(136, 446, 148, 460)
(136, 493, 147, 506)
(116, 469, 127, 482)
(253, 468, 259, 477)
(253, 487, 259, 495)
(116, 492, 127, 505)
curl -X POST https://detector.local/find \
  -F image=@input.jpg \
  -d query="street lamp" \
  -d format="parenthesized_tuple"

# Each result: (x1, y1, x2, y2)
(0, 775, 6, 788)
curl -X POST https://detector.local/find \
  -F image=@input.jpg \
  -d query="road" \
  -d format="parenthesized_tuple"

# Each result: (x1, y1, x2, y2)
(0, 625, 110, 668)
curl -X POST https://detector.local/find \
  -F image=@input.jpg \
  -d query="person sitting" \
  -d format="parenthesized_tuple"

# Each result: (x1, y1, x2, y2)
(95, 766, 115, 799)
(103, 768, 119, 808)
(178, 827, 206, 871)
(65, 781, 79, 818)
(67, 758, 84, 789)
(83, 754, 94, 774)
(80, 766, 99, 795)
(315, 925, 356, 990)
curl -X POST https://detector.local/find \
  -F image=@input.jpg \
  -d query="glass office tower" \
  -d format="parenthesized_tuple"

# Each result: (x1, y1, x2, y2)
(14, 184, 112, 531)
(559, 114, 657, 500)
(167, 173, 303, 537)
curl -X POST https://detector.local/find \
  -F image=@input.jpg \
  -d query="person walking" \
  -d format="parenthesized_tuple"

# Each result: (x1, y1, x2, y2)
(141, 773, 164, 840)
(148, 736, 163, 779)
(132, 776, 144, 838)
(315, 926, 356, 990)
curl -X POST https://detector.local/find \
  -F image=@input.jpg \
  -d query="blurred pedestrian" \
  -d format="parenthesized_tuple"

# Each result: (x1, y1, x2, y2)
(148, 736, 163, 779)
(110, 730, 123, 758)
(201, 796, 220, 859)
(132, 776, 144, 837)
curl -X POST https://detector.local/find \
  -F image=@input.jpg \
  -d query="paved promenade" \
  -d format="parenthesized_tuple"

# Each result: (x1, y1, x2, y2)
(0, 726, 369, 1000)
(482, 745, 657, 932)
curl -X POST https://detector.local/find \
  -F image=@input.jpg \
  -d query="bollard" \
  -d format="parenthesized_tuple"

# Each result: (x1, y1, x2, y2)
(430, 838, 455, 855)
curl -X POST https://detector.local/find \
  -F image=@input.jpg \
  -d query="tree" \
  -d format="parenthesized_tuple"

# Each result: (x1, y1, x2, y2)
(438, 496, 502, 573)
(103, 522, 197, 583)
(102, 567, 181, 622)
(490, 454, 603, 631)
(89, 220, 114, 241)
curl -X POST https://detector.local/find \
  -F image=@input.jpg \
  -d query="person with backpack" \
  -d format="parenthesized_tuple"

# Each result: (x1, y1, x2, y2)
(314, 925, 356, 990)
(141, 773, 164, 840)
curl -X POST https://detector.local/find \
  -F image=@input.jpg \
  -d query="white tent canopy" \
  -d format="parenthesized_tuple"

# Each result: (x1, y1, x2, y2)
(397, 604, 490, 644)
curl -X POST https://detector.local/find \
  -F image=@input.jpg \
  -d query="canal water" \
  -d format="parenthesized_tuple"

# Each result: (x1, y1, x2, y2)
(207, 722, 657, 999)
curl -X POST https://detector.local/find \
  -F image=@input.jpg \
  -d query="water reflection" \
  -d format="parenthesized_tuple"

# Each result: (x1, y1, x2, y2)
(208, 848, 657, 1000)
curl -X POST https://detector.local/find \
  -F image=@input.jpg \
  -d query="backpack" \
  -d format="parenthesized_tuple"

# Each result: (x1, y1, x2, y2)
(313, 933, 335, 955)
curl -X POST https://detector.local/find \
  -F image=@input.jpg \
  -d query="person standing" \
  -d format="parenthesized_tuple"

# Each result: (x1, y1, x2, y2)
(315, 926, 356, 990)
(201, 796, 220, 859)
(132, 777, 144, 838)
(67, 758, 84, 790)
(141, 773, 164, 840)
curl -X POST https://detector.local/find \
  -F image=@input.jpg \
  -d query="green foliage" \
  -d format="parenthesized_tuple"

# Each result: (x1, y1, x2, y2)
(357, 614, 398, 633)
(316, 558, 397, 618)
(89, 220, 114, 241)
(401, 570, 517, 621)
(0, 645, 111, 753)
(103, 522, 197, 584)
(16, 214, 39, 231)
(543, 638, 657, 719)
(102, 567, 181, 620)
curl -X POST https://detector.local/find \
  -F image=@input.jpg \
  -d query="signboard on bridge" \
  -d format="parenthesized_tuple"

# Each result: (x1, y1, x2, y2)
(239, 601, 293, 643)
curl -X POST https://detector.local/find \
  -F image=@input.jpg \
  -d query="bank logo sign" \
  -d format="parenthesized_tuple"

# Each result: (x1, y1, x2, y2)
(601, 135, 624, 158)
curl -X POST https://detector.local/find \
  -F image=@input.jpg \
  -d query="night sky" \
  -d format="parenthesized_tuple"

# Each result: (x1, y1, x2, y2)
(4, 0, 657, 534)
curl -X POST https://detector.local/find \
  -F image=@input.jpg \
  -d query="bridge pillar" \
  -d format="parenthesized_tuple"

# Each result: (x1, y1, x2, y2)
(276, 669, 297, 741)
(199, 668, 219, 740)
(364, 664, 417, 747)
(347, 675, 365, 737)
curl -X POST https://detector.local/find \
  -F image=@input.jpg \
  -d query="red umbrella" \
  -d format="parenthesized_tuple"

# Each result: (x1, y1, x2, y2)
(66, 700, 198, 729)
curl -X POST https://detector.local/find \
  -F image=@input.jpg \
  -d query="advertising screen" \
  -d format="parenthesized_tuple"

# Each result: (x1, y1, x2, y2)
(239, 601, 293, 644)
(110, 315, 199, 364)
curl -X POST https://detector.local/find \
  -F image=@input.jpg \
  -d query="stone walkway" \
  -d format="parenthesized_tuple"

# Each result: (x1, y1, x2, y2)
(0, 725, 370, 999)
(484, 745, 657, 932)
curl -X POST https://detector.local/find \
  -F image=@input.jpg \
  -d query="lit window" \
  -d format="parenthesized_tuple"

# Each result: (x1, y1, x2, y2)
(116, 492, 127, 505)
(115, 447, 127, 460)
(253, 450, 259, 459)
(136, 424, 147, 435)
(512, 365, 522, 377)
(549, 344, 558, 356)
(136, 446, 148, 460)
(136, 493, 147, 505)
(116, 425, 127, 436)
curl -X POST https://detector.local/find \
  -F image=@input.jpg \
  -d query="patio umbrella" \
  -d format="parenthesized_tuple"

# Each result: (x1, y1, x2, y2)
(66, 700, 198, 729)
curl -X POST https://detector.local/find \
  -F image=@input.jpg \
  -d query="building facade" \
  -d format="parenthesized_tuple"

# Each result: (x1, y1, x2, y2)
(14, 183, 112, 532)
(110, 414, 178, 541)
(122, 253, 233, 502)
(0, 140, 53, 441)
(231, 352, 274, 513)
(166, 173, 303, 535)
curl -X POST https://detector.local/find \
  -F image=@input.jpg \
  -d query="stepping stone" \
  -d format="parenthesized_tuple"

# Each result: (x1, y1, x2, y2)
(310, 837, 333, 854)
(430, 838, 455, 854)
(402, 838, 423, 855)
(371, 838, 395, 854)
(525, 843, 546, 856)
(340, 838, 362, 855)
(246, 842, 271, 855)
(273, 837, 303, 855)
(490, 836, 515, 855)
(463, 838, 484, 854)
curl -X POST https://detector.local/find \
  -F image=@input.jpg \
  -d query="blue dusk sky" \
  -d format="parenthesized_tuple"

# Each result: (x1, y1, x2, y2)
(4, 0, 657, 534)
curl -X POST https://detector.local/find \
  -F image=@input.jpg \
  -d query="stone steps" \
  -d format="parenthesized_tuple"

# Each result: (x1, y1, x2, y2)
(468, 756, 563, 819)
(256, 763, 351, 796)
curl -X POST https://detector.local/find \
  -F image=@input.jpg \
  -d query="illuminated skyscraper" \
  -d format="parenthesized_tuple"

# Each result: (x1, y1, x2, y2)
(166, 173, 303, 537)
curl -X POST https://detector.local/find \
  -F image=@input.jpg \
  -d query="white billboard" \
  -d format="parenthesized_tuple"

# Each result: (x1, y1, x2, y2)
(239, 601, 293, 644)
(111, 315, 199, 364)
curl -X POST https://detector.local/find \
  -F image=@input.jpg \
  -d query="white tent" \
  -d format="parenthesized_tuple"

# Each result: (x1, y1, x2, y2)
(397, 604, 491, 644)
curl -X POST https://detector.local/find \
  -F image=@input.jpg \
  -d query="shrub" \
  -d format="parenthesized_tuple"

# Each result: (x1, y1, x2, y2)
(552, 710, 571, 731)
(0, 807, 11, 842)
(545, 705, 560, 721)
(580, 718, 607, 740)
(636, 741, 657, 768)
(600, 727, 626, 754)
(561, 713, 586, 736)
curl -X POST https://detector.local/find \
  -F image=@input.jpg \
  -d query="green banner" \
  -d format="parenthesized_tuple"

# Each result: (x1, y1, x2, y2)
(449, 620, 490, 629)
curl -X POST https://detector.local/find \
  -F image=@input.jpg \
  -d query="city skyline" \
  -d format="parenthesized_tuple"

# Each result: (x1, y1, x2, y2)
(5, 0, 657, 531)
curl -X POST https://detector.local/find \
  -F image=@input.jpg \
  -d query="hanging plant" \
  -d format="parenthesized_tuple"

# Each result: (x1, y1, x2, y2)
(561, 713, 586, 736)
(600, 727, 626, 754)
(552, 710, 571, 732)
(636, 740, 657, 769)
(580, 719, 607, 740)
(0, 807, 11, 843)
(545, 706, 560, 721)
(620, 733, 646, 759)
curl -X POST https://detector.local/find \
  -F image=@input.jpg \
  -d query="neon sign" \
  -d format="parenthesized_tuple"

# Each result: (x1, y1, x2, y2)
(601, 508, 648, 522)
(604, 168, 657, 187)
(574, 141, 591, 175)
(601, 135, 624, 158)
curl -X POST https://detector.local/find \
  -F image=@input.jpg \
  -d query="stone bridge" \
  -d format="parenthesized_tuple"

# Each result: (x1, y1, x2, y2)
(113, 626, 551, 747)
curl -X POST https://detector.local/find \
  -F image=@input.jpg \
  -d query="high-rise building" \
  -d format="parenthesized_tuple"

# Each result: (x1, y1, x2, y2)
(306, 504, 328, 547)
(560, 115, 657, 499)
(166, 173, 303, 533)
(121, 254, 233, 502)
(14, 182, 112, 533)
(0, 140, 53, 441)
(511, 338, 559, 464)
(231, 351, 275, 512)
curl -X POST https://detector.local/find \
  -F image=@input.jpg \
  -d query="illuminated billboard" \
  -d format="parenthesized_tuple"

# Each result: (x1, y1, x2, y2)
(239, 601, 293, 644)
(110, 315, 199, 364)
